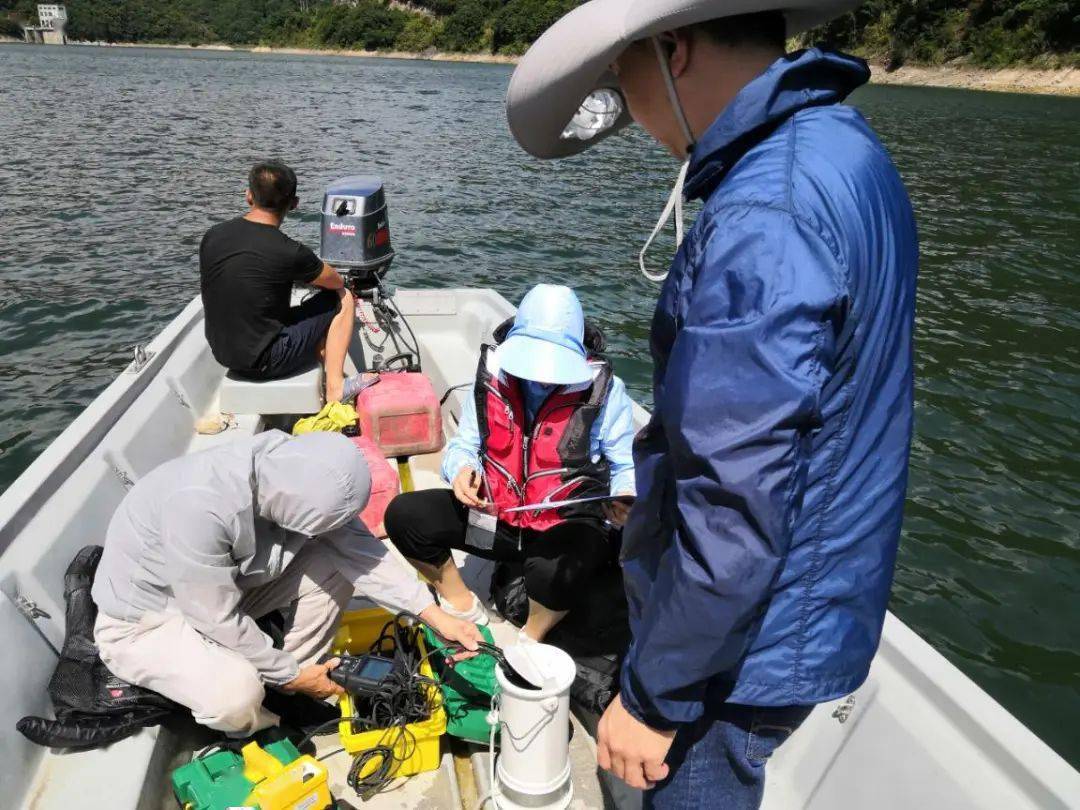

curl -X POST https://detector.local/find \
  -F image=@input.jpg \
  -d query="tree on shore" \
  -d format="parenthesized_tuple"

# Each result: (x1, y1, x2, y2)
(804, 0, 1079, 69)
(3, 0, 1075, 67)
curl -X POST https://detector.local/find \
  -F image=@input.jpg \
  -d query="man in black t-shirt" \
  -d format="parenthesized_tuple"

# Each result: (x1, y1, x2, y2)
(200, 161, 363, 403)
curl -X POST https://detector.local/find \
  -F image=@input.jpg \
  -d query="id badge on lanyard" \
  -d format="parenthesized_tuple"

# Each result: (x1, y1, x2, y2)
(465, 508, 497, 551)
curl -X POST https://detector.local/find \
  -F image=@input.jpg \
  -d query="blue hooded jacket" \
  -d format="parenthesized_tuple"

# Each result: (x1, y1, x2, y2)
(620, 49, 918, 727)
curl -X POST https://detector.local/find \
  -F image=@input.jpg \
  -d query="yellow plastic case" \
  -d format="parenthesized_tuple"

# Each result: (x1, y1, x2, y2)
(332, 608, 447, 778)
(241, 742, 332, 810)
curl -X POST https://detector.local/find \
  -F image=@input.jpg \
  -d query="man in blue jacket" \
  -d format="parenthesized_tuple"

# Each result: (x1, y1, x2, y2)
(506, 3, 918, 807)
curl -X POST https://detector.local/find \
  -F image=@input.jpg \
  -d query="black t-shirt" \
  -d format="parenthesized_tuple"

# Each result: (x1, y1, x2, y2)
(199, 217, 323, 371)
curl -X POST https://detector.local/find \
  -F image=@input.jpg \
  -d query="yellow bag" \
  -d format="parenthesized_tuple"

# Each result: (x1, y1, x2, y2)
(292, 402, 359, 435)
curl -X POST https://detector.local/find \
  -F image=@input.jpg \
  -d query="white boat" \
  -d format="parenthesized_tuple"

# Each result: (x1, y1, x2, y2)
(1, 289, 1077, 809)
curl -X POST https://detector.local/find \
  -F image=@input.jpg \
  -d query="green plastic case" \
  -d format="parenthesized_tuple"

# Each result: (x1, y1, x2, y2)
(171, 739, 300, 810)
(422, 624, 500, 744)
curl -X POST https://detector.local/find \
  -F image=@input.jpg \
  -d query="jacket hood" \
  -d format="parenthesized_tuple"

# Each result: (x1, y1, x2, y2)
(254, 431, 372, 536)
(684, 48, 870, 201)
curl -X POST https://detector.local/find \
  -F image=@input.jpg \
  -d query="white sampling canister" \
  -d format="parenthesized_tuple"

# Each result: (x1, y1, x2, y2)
(494, 643, 577, 810)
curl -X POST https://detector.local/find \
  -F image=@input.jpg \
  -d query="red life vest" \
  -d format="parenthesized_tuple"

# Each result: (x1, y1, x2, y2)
(474, 344, 613, 531)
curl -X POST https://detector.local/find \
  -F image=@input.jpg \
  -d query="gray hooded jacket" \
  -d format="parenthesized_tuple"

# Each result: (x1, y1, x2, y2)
(92, 430, 433, 685)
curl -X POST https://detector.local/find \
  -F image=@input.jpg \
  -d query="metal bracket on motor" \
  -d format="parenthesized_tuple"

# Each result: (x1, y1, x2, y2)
(355, 283, 420, 373)
(356, 281, 391, 309)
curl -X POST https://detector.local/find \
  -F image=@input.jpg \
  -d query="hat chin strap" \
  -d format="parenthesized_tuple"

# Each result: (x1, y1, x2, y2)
(639, 37, 696, 283)
(652, 36, 696, 152)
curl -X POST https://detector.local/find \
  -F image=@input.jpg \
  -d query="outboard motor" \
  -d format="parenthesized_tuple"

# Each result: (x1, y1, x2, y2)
(320, 176, 394, 293)
(319, 175, 422, 375)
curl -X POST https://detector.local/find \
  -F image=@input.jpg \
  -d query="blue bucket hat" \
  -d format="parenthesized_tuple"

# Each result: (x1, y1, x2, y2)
(497, 285, 593, 386)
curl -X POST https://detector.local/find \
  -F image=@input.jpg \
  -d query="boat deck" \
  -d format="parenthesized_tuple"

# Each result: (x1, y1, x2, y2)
(318, 446, 614, 808)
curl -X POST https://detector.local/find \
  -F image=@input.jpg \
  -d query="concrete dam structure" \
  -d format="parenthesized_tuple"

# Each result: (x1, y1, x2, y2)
(23, 4, 67, 45)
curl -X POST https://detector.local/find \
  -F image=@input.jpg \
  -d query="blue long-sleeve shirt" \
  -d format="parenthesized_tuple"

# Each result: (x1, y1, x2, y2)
(442, 365, 637, 496)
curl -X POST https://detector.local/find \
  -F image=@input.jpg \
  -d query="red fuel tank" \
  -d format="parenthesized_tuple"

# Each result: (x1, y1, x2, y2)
(355, 372, 445, 457)
(350, 435, 400, 537)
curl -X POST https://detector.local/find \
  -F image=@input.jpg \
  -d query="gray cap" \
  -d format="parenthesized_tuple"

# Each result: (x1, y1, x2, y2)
(505, 0, 860, 160)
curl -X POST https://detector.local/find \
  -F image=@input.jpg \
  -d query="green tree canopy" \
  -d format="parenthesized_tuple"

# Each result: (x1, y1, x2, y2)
(803, 0, 1079, 69)
(491, 0, 575, 55)
(4, 0, 1074, 67)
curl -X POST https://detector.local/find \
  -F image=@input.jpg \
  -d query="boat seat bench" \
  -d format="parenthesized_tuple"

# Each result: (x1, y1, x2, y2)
(219, 365, 324, 416)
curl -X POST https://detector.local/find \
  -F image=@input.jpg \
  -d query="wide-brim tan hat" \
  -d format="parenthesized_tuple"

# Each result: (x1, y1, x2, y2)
(505, 0, 859, 159)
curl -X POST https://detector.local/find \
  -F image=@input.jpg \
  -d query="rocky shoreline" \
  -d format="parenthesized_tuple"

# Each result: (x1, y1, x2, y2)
(67, 39, 517, 64)
(6, 39, 1077, 96)
(869, 62, 1078, 97)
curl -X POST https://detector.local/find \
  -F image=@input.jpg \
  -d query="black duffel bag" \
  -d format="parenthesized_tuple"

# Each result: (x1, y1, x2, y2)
(17, 545, 182, 749)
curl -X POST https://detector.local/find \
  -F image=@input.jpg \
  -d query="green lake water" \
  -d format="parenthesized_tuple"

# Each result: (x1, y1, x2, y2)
(1, 44, 1077, 765)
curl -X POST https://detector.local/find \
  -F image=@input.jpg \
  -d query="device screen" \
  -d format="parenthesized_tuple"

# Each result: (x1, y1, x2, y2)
(359, 657, 394, 682)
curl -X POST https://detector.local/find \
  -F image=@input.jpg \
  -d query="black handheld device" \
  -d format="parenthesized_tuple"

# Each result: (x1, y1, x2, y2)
(329, 654, 397, 696)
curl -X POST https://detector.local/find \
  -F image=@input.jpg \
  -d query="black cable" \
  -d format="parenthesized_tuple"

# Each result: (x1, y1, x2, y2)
(347, 743, 396, 798)
(317, 746, 345, 762)
(384, 293, 423, 372)
(440, 381, 472, 406)
(333, 613, 440, 798)
(394, 610, 540, 690)
(295, 717, 342, 752)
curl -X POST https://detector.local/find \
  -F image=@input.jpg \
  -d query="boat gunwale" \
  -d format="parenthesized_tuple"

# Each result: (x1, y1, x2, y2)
(875, 612, 1080, 804)
(0, 297, 204, 556)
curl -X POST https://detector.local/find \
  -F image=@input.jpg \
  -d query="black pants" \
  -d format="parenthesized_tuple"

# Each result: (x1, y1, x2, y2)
(384, 489, 612, 611)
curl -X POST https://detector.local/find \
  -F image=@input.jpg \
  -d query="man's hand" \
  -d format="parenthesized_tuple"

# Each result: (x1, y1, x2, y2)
(603, 493, 635, 528)
(597, 692, 676, 790)
(419, 605, 483, 660)
(452, 467, 488, 509)
(282, 658, 345, 700)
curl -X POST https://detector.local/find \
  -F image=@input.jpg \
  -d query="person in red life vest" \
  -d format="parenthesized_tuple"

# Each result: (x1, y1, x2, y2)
(385, 284, 637, 642)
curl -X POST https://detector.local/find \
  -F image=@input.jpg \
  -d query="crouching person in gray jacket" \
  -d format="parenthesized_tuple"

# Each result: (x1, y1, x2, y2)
(91, 430, 481, 736)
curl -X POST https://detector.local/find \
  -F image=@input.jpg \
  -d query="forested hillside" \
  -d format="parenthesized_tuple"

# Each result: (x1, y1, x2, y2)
(812, 1, 1077, 68)
(2, 0, 1077, 68)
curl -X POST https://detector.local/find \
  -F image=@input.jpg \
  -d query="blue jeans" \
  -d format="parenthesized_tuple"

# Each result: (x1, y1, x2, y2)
(645, 704, 813, 810)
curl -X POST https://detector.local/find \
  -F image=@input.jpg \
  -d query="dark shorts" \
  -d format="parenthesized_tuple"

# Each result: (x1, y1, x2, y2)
(246, 291, 340, 380)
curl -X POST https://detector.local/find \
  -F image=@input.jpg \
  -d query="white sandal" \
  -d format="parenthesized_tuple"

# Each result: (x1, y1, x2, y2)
(515, 628, 539, 645)
(440, 593, 490, 626)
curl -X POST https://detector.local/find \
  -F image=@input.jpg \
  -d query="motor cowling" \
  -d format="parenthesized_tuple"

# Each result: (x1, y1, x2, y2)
(320, 176, 394, 291)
